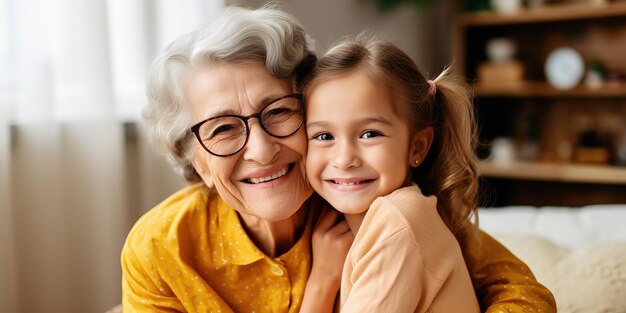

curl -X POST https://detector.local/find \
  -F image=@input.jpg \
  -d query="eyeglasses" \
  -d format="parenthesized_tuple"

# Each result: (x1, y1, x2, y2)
(190, 94, 304, 157)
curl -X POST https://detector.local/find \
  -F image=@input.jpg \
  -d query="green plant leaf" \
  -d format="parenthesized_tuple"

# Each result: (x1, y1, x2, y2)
(372, 0, 437, 12)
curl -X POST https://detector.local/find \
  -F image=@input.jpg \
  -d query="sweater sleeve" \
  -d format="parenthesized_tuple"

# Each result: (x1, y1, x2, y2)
(470, 230, 557, 313)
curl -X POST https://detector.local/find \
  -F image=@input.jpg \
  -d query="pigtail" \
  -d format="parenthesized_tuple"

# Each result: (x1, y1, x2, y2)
(413, 68, 481, 269)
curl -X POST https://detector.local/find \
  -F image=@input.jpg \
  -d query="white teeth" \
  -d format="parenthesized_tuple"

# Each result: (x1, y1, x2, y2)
(248, 166, 289, 184)
(333, 180, 363, 185)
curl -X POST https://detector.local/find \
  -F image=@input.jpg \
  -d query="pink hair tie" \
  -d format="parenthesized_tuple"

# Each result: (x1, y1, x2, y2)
(427, 80, 436, 96)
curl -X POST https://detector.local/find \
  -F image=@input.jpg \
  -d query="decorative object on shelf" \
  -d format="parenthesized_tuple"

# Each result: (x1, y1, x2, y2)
(478, 38, 524, 85)
(585, 60, 607, 89)
(574, 129, 610, 164)
(490, 137, 517, 164)
(585, 72, 603, 89)
(544, 47, 585, 90)
(491, 0, 523, 13)
(606, 70, 625, 87)
(486, 38, 516, 63)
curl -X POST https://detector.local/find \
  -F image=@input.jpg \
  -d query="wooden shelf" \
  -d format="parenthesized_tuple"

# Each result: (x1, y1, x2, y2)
(458, 2, 626, 26)
(455, 1, 626, 205)
(473, 81, 626, 98)
(479, 160, 626, 184)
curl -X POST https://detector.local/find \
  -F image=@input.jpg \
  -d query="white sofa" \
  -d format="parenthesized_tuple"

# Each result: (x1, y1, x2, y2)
(478, 205, 626, 313)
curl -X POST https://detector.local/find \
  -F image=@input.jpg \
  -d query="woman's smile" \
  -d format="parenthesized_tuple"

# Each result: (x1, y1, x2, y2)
(242, 163, 295, 186)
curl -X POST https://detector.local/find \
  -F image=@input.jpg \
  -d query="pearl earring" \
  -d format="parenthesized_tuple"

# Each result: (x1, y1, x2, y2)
(413, 159, 420, 166)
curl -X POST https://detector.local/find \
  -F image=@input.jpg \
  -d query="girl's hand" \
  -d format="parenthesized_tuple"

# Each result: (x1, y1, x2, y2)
(301, 205, 353, 313)
(311, 206, 354, 287)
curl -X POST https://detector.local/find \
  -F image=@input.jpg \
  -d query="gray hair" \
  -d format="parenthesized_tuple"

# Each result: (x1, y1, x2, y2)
(143, 6, 316, 182)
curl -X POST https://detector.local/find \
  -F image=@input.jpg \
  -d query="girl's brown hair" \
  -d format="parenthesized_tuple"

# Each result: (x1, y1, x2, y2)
(304, 36, 480, 268)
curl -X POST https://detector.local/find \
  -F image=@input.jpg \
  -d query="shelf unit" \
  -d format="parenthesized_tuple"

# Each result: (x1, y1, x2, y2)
(454, 0, 626, 206)
(479, 160, 626, 184)
(474, 81, 626, 98)
(457, 2, 626, 26)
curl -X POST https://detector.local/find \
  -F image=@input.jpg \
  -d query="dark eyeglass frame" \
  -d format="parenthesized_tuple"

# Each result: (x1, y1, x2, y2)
(190, 93, 305, 157)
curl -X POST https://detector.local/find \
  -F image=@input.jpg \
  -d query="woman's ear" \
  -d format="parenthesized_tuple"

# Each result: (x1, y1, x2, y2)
(192, 152, 214, 188)
(409, 127, 434, 168)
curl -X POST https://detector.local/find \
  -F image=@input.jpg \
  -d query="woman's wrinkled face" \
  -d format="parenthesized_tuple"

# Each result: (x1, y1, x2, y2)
(185, 62, 312, 221)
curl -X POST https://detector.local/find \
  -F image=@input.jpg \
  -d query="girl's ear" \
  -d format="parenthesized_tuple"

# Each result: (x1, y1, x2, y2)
(192, 152, 215, 188)
(409, 127, 434, 167)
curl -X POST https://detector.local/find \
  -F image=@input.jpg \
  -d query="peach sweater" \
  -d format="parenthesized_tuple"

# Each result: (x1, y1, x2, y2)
(340, 185, 480, 313)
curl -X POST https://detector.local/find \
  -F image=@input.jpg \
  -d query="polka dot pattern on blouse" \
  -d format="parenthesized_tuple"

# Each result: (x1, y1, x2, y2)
(121, 183, 313, 313)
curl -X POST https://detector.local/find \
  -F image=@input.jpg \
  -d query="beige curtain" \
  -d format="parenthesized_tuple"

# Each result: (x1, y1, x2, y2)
(0, 0, 222, 312)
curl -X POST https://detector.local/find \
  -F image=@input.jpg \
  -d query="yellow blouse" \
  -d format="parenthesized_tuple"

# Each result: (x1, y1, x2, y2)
(470, 231, 557, 312)
(122, 183, 312, 312)
(122, 183, 556, 313)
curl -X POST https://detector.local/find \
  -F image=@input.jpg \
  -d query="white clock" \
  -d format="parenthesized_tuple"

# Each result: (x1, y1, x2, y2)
(545, 47, 585, 90)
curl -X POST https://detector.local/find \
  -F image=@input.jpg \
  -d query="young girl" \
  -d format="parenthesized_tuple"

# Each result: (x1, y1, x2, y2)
(304, 37, 481, 312)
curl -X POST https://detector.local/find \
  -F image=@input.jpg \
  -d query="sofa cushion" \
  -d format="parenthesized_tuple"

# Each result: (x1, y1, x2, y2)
(494, 234, 626, 313)
(478, 206, 626, 313)
(479, 205, 626, 248)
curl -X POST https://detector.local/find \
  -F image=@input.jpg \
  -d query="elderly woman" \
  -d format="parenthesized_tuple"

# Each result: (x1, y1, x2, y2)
(121, 6, 556, 313)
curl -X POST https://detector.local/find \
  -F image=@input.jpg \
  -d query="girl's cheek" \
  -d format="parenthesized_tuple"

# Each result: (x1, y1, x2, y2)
(305, 149, 322, 181)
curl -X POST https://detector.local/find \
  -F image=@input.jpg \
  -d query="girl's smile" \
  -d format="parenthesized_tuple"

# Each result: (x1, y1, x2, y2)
(305, 70, 420, 216)
(325, 177, 376, 191)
